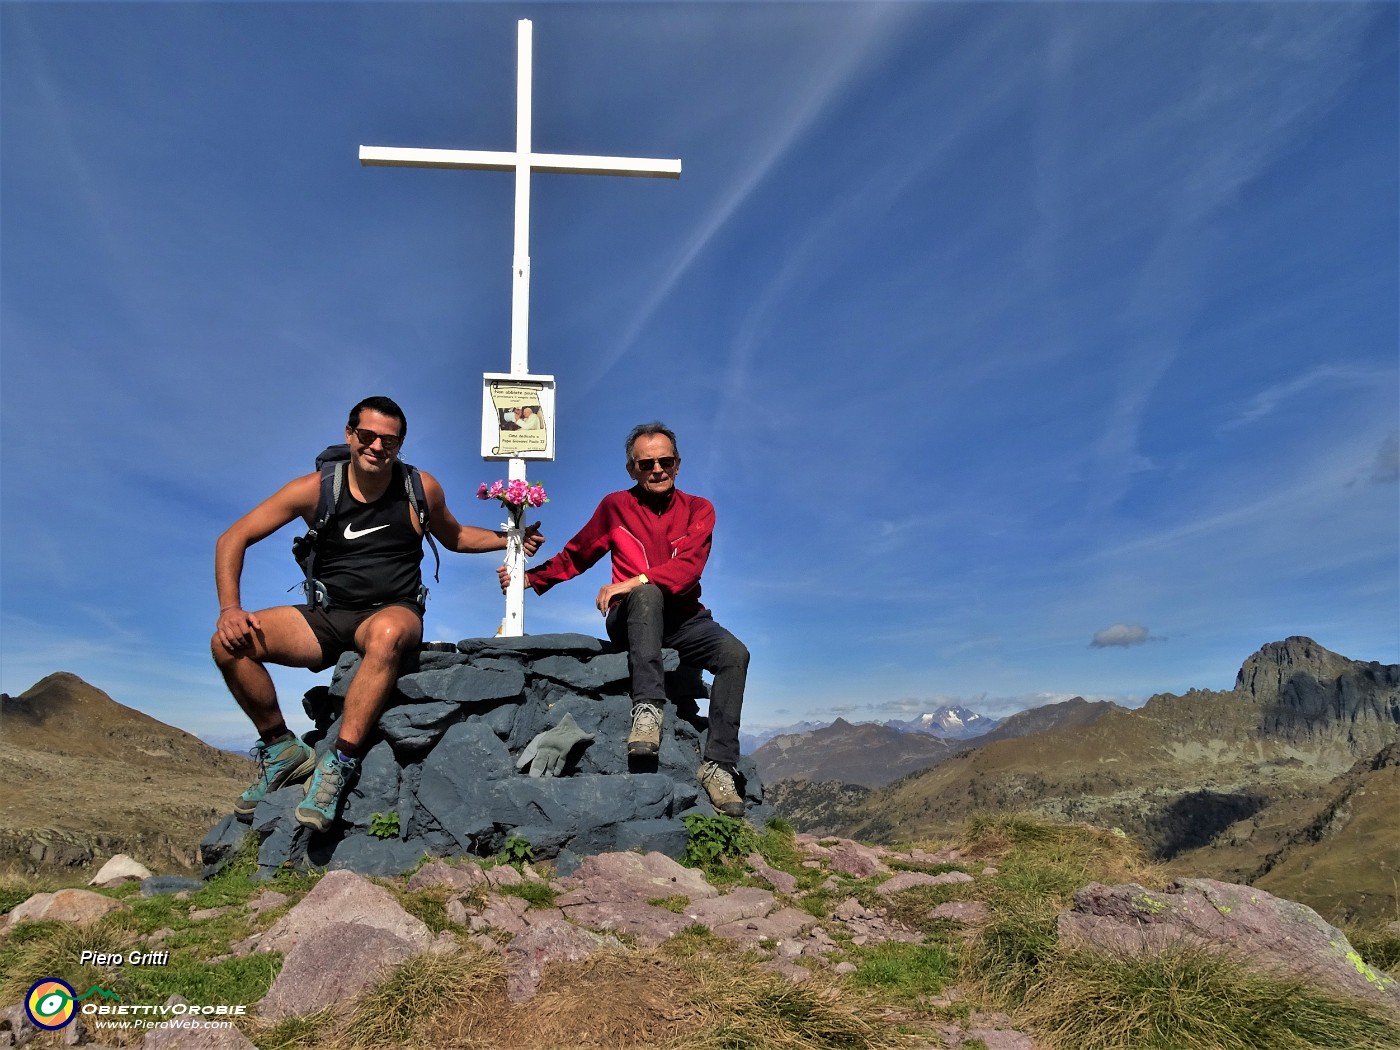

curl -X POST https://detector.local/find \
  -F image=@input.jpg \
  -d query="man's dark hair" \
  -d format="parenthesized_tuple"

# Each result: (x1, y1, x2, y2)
(348, 396, 407, 439)
(625, 421, 679, 462)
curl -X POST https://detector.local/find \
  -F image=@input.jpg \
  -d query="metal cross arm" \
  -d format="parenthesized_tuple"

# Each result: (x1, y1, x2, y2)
(356, 19, 680, 636)
(359, 146, 680, 180)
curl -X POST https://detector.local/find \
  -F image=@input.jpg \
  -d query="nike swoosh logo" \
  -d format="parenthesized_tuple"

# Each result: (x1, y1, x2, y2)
(343, 523, 391, 540)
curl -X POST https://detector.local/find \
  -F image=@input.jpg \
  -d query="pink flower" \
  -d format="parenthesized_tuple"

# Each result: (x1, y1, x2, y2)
(478, 478, 548, 509)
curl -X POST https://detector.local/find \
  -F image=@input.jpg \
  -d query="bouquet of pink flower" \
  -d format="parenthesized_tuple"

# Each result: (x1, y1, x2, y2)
(477, 478, 549, 509)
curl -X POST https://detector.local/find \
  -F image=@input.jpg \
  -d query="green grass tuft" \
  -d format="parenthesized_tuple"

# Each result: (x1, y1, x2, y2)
(495, 878, 558, 910)
(1017, 946, 1400, 1050)
(850, 942, 957, 1000)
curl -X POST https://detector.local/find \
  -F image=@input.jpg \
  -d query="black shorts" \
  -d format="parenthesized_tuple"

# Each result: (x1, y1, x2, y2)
(295, 601, 424, 672)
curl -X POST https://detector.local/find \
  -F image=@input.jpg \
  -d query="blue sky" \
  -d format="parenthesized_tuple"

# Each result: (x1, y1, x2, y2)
(3, 2, 1396, 749)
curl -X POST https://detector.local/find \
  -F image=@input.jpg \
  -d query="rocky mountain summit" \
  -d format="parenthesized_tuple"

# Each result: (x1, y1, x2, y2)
(884, 705, 1002, 740)
(1235, 635, 1400, 751)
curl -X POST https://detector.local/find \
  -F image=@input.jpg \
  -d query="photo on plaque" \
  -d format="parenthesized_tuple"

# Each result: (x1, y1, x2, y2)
(481, 375, 555, 459)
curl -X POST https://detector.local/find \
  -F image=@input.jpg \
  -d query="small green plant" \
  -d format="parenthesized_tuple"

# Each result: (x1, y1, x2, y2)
(499, 835, 534, 869)
(682, 813, 759, 868)
(368, 811, 401, 840)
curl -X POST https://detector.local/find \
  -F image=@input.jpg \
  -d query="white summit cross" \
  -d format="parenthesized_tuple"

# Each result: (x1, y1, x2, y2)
(359, 19, 680, 636)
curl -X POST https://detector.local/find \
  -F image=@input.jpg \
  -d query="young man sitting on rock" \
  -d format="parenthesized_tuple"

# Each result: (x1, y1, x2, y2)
(213, 395, 543, 831)
(498, 421, 749, 816)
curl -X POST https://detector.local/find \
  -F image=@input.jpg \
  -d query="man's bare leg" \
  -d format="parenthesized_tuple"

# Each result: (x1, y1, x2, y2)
(211, 606, 324, 735)
(338, 604, 423, 749)
(212, 606, 323, 819)
(294, 604, 420, 832)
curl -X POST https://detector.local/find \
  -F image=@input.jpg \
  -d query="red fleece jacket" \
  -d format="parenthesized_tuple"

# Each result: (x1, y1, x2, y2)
(525, 486, 712, 616)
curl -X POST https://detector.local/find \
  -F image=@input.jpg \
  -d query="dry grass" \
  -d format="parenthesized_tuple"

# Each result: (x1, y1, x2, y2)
(285, 937, 910, 1050)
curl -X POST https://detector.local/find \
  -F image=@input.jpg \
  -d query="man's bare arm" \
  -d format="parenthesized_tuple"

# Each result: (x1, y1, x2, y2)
(213, 473, 319, 651)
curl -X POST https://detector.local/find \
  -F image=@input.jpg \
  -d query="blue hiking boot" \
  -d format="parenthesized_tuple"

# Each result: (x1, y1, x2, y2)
(234, 736, 316, 821)
(294, 750, 360, 832)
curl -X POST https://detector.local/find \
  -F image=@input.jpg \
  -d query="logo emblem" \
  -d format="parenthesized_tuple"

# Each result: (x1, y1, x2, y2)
(26, 979, 76, 1030)
(343, 523, 390, 540)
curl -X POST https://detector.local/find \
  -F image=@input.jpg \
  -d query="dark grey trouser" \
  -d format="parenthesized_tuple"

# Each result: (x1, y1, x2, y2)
(605, 584, 748, 766)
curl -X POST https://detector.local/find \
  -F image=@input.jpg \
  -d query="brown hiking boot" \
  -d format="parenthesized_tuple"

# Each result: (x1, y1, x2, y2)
(628, 702, 663, 756)
(698, 760, 745, 817)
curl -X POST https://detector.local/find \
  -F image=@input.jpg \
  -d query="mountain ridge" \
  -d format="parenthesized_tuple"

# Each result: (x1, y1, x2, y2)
(0, 672, 255, 872)
(774, 637, 1398, 922)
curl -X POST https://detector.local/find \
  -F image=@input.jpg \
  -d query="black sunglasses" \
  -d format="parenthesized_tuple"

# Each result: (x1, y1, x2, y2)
(634, 457, 676, 472)
(351, 427, 403, 452)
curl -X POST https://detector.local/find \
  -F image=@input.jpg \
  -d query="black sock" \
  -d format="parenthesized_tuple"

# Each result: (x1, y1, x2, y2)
(259, 725, 293, 746)
(334, 737, 366, 761)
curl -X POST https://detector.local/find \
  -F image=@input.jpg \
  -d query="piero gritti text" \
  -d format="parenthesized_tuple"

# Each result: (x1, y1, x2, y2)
(79, 950, 170, 966)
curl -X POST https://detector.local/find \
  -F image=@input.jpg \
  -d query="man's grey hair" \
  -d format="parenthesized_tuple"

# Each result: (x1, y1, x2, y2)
(625, 422, 679, 461)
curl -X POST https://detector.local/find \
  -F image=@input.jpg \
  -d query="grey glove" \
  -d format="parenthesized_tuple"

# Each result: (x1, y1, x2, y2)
(516, 713, 594, 777)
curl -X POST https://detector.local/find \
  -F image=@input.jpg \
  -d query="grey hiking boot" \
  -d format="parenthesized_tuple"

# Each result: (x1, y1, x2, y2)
(234, 735, 316, 821)
(698, 760, 745, 817)
(294, 750, 360, 832)
(628, 702, 663, 756)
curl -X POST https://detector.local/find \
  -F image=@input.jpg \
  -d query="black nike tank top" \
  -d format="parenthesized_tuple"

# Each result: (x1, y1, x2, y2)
(316, 464, 424, 609)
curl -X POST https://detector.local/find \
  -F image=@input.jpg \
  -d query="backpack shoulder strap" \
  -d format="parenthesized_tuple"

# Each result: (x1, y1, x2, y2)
(293, 448, 349, 609)
(313, 461, 343, 533)
(401, 463, 441, 583)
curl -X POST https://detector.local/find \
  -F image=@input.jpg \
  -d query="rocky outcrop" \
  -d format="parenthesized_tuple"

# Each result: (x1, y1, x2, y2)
(201, 634, 771, 880)
(1059, 878, 1400, 1015)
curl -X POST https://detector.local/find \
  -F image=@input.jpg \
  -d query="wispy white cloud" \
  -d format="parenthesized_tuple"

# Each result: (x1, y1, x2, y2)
(576, 7, 917, 394)
(1221, 365, 1389, 431)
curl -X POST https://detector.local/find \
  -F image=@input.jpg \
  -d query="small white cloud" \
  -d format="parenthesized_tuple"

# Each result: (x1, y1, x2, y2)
(1091, 623, 1151, 648)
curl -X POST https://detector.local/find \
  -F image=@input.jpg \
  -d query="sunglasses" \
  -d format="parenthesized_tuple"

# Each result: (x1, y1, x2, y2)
(351, 427, 403, 452)
(634, 457, 676, 472)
